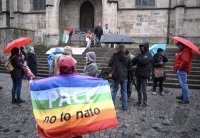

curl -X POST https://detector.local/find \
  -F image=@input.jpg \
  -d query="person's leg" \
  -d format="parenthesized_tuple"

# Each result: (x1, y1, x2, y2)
(16, 78, 24, 103)
(121, 79, 128, 110)
(95, 36, 100, 47)
(127, 74, 133, 99)
(88, 39, 91, 48)
(177, 70, 189, 102)
(159, 78, 164, 95)
(136, 77, 142, 104)
(11, 78, 17, 103)
(111, 80, 119, 105)
(141, 78, 148, 105)
(152, 78, 158, 94)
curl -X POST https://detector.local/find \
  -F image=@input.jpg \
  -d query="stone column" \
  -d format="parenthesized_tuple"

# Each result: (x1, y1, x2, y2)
(102, 0, 118, 33)
(174, 5, 185, 36)
(45, 1, 60, 46)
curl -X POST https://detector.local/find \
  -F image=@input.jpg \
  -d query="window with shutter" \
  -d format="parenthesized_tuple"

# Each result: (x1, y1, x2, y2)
(33, 0, 46, 10)
(136, 0, 155, 6)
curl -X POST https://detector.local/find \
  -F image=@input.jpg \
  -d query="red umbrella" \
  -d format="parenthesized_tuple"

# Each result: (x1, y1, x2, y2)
(172, 36, 200, 55)
(3, 37, 32, 54)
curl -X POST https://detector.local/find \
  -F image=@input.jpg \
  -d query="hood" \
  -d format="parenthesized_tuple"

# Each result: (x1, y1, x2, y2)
(63, 46, 72, 56)
(139, 42, 149, 54)
(28, 46, 35, 53)
(86, 51, 96, 62)
(54, 48, 63, 54)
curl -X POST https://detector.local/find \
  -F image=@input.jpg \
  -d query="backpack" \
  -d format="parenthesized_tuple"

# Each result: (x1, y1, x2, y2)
(5, 56, 15, 72)
(5, 60, 14, 71)
(97, 67, 112, 80)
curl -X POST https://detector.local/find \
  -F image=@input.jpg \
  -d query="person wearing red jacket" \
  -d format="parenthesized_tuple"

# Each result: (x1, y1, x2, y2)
(85, 31, 92, 48)
(174, 42, 192, 104)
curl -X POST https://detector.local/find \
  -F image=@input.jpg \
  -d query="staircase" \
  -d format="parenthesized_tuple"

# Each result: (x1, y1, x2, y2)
(0, 47, 200, 89)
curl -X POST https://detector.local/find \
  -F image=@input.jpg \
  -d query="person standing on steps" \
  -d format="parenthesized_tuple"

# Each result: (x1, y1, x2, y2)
(84, 51, 98, 77)
(94, 23, 103, 47)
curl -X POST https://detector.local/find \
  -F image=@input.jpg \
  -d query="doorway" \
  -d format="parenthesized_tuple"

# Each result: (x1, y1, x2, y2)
(80, 1, 94, 32)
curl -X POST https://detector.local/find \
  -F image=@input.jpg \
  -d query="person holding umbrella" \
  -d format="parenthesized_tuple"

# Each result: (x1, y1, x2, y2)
(172, 36, 200, 104)
(174, 42, 192, 104)
(108, 45, 132, 111)
(152, 48, 168, 96)
(9, 47, 25, 104)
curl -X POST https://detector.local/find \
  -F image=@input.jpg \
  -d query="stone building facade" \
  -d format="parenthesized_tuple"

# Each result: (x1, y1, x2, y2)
(0, 0, 200, 50)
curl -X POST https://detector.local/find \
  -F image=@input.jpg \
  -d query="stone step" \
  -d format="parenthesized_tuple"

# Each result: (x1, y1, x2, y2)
(1, 47, 200, 90)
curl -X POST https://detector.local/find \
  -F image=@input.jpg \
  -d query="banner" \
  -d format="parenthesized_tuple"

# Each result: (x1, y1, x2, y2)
(62, 30, 69, 43)
(30, 74, 118, 138)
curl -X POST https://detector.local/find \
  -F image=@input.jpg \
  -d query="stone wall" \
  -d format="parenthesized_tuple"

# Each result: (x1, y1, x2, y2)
(0, 28, 35, 55)
(117, 10, 168, 43)
(0, 14, 7, 28)
(0, 0, 200, 46)
(9, 13, 46, 44)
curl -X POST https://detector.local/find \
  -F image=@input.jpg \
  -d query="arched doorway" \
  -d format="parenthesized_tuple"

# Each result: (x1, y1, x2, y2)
(80, 1, 94, 32)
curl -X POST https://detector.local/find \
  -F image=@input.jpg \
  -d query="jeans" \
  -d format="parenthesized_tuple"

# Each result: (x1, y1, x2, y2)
(127, 74, 133, 98)
(153, 78, 164, 93)
(177, 70, 189, 101)
(95, 36, 101, 47)
(136, 77, 148, 104)
(111, 79, 128, 109)
(11, 78, 22, 101)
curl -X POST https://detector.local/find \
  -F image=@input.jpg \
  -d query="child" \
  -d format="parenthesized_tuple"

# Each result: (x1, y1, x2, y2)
(86, 31, 92, 48)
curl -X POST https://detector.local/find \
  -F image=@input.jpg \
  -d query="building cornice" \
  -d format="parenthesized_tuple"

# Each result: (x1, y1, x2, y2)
(0, 27, 35, 32)
(13, 11, 46, 14)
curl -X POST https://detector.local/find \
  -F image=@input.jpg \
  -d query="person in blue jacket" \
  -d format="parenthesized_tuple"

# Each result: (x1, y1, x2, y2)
(47, 48, 62, 76)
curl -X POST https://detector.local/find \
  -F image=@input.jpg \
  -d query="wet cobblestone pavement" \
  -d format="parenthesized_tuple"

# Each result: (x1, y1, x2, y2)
(0, 73, 200, 138)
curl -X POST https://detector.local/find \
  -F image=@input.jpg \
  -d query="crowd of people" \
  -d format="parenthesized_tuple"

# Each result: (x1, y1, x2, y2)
(0, 38, 193, 108)
(0, 36, 195, 138)
(44, 41, 193, 112)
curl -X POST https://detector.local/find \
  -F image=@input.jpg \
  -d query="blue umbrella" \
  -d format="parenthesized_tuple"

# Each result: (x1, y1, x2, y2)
(149, 44, 166, 56)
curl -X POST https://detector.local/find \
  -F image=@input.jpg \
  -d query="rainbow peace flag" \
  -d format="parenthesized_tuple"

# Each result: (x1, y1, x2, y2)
(30, 74, 118, 138)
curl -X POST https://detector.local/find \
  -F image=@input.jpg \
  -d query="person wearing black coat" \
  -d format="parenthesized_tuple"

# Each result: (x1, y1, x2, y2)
(27, 46, 37, 76)
(108, 45, 132, 111)
(152, 48, 168, 95)
(94, 23, 103, 47)
(132, 42, 153, 108)
(9, 47, 25, 104)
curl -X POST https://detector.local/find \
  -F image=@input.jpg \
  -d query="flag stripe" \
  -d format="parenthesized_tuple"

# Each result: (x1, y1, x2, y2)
(32, 92, 112, 110)
(35, 109, 116, 129)
(30, 75, 107, 91)
(30, 85, 110, 101)
(37, 118, 117, 138)
(30, 75, 117, 138)
(33, 100, 114, 119)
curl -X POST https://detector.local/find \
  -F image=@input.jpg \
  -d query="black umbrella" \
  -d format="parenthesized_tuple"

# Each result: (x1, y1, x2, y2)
(101, 33, 134, 44)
